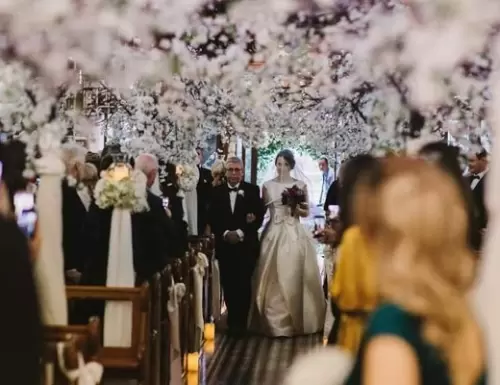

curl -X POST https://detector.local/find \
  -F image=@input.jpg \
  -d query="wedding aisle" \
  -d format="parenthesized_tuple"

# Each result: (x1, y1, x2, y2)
(203, 333, 323, 385)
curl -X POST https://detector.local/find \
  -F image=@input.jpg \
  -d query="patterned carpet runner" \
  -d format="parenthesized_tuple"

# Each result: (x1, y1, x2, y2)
(202, 333, 323, 385)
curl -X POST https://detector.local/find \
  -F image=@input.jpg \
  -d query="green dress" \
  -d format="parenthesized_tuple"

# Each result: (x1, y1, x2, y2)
(345, 303, 487, 385)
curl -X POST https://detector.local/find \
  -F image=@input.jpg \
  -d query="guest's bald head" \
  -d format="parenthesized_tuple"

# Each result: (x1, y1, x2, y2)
(135, 153, 159, 188)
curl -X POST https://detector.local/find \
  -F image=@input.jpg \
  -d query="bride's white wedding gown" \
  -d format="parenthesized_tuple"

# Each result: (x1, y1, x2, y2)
(248, 179, 326, 336)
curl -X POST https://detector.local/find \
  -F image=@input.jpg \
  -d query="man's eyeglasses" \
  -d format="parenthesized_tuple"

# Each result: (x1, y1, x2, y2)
(227, 167, 242, 173)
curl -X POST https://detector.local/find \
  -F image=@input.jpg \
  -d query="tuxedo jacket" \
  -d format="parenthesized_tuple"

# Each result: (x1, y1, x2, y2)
(0, 217, 42, 385)
(197, 166, 213, 235)
(62, 180, 87, 271)
(323, 179, 340, 212)
(208, 182, 265, 260)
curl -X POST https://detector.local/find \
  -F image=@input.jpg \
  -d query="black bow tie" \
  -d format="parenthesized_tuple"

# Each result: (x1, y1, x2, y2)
(228, 187, 239, 192)
(472, 174, 481, 180)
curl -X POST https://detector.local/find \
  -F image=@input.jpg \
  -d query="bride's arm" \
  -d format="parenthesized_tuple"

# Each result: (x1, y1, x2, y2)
(296, 185, 310, 218)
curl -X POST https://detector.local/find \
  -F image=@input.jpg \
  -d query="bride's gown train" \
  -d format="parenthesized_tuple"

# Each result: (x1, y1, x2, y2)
(249, 179, 326, 336)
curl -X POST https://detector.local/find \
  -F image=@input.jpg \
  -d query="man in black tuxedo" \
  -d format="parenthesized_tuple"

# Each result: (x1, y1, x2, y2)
(323, 162, 345, 212)
(467, 149, 489, 247)
(208, 156, 265, 334)
(196, 147, 213, 235)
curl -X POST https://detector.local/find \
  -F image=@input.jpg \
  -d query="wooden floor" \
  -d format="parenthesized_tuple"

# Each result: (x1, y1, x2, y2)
(201, 332, 323, 385)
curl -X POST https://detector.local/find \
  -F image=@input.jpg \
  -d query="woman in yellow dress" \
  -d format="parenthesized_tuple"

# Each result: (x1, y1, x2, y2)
(327, 154, 381, 353)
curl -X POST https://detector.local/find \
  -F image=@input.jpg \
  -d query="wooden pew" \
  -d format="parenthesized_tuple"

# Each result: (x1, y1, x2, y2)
(160, 266, 173, 385)
(42, 318, 101, 385)
(44, 317, 101, 363)
(149, 273, 162, 385)
(66, 284, 151, 384)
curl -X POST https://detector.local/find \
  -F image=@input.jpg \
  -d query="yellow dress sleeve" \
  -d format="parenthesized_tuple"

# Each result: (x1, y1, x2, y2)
(330, 226, 376, 310)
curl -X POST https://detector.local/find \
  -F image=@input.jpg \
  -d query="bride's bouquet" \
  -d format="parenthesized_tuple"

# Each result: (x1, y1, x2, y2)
(282, 184, 306, 213)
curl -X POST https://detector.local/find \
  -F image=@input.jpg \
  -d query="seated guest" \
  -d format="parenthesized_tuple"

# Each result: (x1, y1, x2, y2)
(77, 163, 99, 211)
(161, 161, 188, 252)
(61, 143, 88, 273)
(0, 146, 42, 384)
(0, 140, 41, 258)
(0, 216, 42, 385)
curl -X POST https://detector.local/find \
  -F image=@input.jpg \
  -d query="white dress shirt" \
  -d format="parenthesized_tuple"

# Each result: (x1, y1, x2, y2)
(471, 169, 488, 190)
(224, 183, 244, 242)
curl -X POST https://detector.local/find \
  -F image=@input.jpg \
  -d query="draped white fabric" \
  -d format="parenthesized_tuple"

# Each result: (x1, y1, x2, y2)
(56, 343, 103, 385)
(282, 347, 353, 385)
(192, 252, 209, 346)
(211, 259, 222, 322)
(168, 280, 186, 385)
(34, 154, 68, 325)
(184, 188, 198, 235)
(103, 209, 135, 347)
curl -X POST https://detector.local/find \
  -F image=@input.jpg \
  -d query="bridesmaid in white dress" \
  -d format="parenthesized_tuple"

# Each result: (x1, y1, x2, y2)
(249, 149, 326, 336)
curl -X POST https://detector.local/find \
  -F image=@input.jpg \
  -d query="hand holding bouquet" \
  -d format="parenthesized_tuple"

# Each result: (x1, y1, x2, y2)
(281, 184, 306, 214)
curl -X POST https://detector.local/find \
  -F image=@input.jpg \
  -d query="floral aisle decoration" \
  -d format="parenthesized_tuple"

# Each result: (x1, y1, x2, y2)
(94, 164, 149, 213)
(176, 164, 200, 195)
(94, 162, 149, 347)
(176, 163, 200, 234)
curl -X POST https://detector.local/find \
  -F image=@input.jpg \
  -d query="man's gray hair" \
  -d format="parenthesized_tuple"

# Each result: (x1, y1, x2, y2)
(226, 156, 243, 166)
(135, 153, 159, 175)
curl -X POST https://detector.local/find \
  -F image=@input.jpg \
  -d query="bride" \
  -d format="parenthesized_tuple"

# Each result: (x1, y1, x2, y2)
(248, 149, 326, 336)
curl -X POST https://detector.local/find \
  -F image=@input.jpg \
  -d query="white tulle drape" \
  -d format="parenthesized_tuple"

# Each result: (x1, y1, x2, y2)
(184, 189, 198, 235)
(34, 154, 68, 325)
(103, 209, 135, 347)
(192, 252, 209, 349)
(282, 347, 353, 385)
(211, 259, 222, 322)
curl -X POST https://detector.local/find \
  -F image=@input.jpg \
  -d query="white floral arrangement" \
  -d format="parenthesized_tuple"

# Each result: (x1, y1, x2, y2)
(177, 164, 200, 193)
(94, 166, 149, 213)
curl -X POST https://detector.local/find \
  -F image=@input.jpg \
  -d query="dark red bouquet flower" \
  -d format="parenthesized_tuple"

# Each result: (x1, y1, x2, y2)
(282, 184, 306, 212)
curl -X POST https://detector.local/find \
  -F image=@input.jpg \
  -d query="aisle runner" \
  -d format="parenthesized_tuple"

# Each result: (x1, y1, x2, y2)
(205, 333, 322, 385)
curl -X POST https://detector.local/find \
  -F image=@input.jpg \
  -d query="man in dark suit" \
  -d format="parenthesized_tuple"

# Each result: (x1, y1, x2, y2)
(196, 147, 213, 235)
(323, 162, 345, 213)
(467, 149, 489, 245)
(208, 156, 265, 334)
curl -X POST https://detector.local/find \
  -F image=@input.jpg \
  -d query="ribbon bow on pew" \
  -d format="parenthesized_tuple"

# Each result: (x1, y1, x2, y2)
(192, 252, 209, 344)
(56, 343, 103, 385)
(168, 279, 186, 385)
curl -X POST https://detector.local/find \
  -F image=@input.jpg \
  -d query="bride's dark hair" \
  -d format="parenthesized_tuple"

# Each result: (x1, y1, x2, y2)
(275, 149, 296, 170)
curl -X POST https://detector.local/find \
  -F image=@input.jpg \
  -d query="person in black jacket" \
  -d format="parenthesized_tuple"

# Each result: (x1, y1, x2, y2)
(419, 142, 480, 251)
(0, 215, 42, 385)
(161, 161, 188, 254)
(196, 147, 213, 235)
(61, 144, 87, 272)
